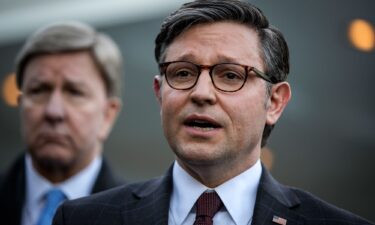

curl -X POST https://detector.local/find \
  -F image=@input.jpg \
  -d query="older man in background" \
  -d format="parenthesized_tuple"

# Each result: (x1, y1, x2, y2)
(0, 21, 125, 225)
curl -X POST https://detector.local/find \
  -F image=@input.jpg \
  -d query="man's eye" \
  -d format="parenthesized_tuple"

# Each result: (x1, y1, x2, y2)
(26, 85, 49, 95)
(219, 71, 244, 80)
(175, 70, 193, 78)
(29, 88, 42, 94)
(169, 68, 196, 80)
(67, 87, 84, 96)
(224, 72, 241, 80)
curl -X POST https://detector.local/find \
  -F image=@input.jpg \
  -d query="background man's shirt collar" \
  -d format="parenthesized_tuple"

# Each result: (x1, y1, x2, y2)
(23, 154, 102, 225)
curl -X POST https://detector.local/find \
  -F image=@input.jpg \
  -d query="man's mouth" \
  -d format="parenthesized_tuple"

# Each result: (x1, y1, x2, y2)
(37, 133, 69, 146)
(184, 117, 222, 131)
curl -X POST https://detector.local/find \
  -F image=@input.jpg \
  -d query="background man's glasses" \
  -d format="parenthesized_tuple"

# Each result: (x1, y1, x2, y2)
(159, 61, 277, 92)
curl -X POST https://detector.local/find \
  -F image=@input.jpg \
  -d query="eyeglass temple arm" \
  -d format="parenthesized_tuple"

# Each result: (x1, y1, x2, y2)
(251, 67, 278, 84)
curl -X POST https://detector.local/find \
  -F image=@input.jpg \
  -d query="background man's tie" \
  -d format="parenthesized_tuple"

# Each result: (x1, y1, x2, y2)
(36, 188, 66, 225)
(193, 191, 223, 225)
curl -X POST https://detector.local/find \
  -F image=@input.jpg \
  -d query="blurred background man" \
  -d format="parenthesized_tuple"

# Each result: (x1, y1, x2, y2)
(0, 21, 125, 225)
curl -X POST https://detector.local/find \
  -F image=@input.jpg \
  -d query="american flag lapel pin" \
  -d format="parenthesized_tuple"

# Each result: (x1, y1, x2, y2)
(272, 215, 287, 225)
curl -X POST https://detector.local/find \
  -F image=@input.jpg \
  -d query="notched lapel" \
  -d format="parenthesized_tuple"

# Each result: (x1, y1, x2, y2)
(252, 166, 305, 225)
(0, 154, 26, 225)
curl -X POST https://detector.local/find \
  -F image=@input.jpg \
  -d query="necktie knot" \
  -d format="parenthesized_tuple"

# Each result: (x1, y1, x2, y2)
(45, 189, 66, 205)
(36, 188, 66, 225)
(194, 191, 223, 225)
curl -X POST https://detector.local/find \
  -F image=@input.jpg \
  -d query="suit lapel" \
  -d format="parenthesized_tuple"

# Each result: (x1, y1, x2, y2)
(122, 166, 173, 225)
(119, 163, 305, 225)
(0, 154, 26, 225)
(252, 165, 305, 225)
(0, 155, 123, 225)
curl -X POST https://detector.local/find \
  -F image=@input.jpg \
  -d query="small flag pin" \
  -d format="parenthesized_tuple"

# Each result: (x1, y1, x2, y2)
(272, 215, 287, 225)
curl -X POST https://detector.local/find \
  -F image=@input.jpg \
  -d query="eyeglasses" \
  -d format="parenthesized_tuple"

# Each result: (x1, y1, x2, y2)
(159, 61, 278, 92)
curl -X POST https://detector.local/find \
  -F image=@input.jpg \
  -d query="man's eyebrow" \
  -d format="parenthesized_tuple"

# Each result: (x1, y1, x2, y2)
(24, 77, 49, 86)
(170, 54, 241, 64)
(65, 79, 89, 88)
(169, 53, 197, 62)
(215, 55, 242, 63)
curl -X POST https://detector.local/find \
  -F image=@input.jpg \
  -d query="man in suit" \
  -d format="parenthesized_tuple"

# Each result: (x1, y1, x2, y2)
(0, 21, 125, 225)
(53, 1, 373, 225)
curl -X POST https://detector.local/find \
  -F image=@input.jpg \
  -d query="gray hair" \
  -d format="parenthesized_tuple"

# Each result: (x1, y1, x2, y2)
(15, 21, 123, 98)
(155, 0, 290, 147)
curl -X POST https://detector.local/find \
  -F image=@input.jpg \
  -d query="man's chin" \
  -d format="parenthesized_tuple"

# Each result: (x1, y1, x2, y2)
(29, 144, 72, 167)
(31, 153, 73, 174)
(175, 150, 225, 167)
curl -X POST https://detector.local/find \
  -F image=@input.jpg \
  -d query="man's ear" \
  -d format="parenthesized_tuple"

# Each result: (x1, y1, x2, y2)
(99, 97, 122, 141)
(266, 82, 291, 125)
(153, 75, 163, 104)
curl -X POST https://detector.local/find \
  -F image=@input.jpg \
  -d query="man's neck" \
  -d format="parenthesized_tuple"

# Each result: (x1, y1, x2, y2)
(176, 155, 260, 188)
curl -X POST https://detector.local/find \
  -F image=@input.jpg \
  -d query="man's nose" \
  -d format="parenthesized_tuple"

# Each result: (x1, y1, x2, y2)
(190, 70, 217, 106)
(44, 90, 65, 123)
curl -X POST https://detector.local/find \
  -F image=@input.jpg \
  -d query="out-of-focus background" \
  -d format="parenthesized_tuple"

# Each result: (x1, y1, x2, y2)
(0, 0, 374, 221)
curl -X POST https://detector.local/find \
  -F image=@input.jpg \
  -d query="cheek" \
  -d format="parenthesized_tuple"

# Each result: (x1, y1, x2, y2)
(160, 101, 176, 132)
(21, 104, 41, 132)
(226, 96, 267, 132)
(160, 89, 182, 121)
(68, 105, 105, 137)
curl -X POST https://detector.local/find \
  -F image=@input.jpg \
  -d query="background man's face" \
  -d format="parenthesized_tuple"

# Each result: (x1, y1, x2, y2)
(20, 51, 113, 173)
(155, 22, 272, 174)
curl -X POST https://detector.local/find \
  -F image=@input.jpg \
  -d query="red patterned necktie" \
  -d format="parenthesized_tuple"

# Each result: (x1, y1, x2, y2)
(193, 192, 223, 225)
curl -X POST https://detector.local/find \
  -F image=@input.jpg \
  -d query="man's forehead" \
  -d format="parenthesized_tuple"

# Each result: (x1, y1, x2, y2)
(24, 52, 97, 78)
(23, 68, 94, 88)
(164, 22, 263, 67)
(164, 51, 245, 64)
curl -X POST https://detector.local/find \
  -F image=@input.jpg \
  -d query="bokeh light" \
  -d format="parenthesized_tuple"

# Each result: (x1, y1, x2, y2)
(261, 147, 274, 171)
(2, 73, 20, 107)
(348, 19, 375, 52)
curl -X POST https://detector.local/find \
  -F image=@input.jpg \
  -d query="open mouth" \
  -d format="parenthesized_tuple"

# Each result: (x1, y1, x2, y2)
(184, 118, 221, 130)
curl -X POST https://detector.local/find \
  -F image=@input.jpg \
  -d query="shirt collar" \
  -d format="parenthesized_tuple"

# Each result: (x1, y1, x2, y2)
(25, 153, 102, 204)
(170, 160, 262, 225)
(215, 160, 262, 225)
(170, 161, 208, 225)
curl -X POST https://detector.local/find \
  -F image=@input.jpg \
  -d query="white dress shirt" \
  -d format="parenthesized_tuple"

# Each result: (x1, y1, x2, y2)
(168, 159, 262, 225)
(22, 154, 102, 225)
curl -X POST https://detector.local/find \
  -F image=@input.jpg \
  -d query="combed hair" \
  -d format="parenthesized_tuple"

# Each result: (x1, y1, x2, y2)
(16, 21, 123, 98)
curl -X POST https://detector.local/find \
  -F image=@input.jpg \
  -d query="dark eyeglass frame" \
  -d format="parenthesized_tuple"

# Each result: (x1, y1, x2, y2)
(159, 60, 278, 92)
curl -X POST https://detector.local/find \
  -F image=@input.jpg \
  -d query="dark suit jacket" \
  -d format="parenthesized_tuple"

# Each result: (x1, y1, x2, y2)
(0, 154, 125, 225)
(53, 164, 373, 225)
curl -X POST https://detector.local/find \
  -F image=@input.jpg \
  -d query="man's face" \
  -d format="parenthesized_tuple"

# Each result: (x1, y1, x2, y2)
(20, 51, 119, 176)
(154, 22, 290, 178)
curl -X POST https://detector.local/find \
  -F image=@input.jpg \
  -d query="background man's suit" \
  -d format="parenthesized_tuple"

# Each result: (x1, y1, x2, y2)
(0, 154, 124, 225)
(53, 164, 372, 225)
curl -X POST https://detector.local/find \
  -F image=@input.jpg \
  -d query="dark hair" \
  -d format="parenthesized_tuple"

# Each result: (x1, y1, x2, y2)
(155, 0, 290, 147)
(16, 21, 123, 98)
